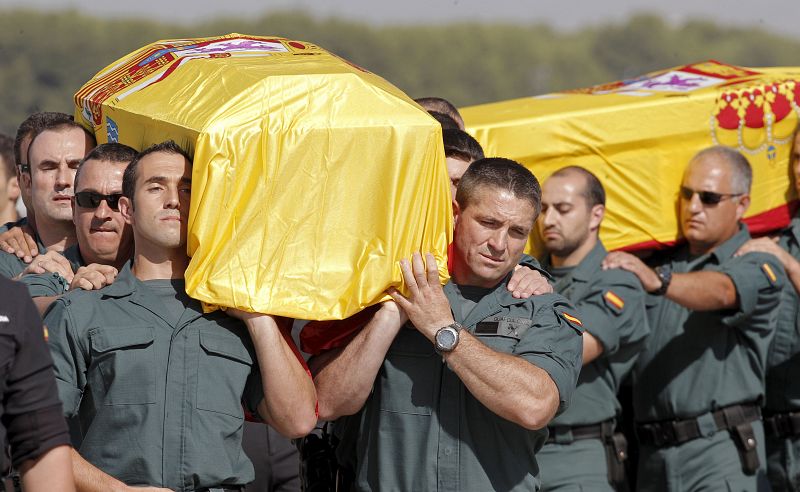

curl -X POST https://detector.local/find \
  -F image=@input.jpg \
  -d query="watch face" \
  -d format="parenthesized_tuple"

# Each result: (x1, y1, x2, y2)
(437, 328, 457, 350)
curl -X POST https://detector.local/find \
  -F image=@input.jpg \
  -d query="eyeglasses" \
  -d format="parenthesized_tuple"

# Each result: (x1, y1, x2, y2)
(74, 191, 122, 210)
(679, 186, 742, 206)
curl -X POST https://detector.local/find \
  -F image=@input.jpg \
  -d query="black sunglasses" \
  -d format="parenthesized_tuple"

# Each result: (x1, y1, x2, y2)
(74, 191, 122, 210)
(679, 186, 742, 206)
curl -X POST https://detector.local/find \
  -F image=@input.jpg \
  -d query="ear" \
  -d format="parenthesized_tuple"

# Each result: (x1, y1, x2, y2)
(452, 199, 462, 226)
(6, 177, 19, 201)
(19, 171, 31, 191)
(735, 194, 750, 220)
(118, 196, 134, 225)
(589, 204, 605, 232)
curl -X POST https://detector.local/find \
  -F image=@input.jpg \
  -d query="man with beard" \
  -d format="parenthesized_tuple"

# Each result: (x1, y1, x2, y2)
(537, 166, 649, 491)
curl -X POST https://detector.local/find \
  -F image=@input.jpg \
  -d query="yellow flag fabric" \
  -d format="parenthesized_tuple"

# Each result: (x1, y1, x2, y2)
(461, 60, 800, 253)
(74, 33, 451, 319)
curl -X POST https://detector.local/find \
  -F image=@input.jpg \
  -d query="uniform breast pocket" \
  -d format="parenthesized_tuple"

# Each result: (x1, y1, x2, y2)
(197, 332, 254, 418)
(89, 326, 156, 405)
(379, 330, 438, 415)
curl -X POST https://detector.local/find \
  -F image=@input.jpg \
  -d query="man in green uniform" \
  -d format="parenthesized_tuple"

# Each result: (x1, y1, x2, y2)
(21, 143, 136, 313)
(45, 141, 317, 492)
(536, 166, 649, 491)
(735, 125, 800, 491)
(603, 146, 784, 491)
(0, 119, 95, 278)
(312, 158, 584, 491)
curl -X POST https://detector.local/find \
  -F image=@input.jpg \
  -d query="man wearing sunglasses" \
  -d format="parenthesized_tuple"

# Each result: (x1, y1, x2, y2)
(603, 145, 784, 491)
(20, 143, 136, 313)
(0, 119, 95, 279)
(734, 125, 800, 492)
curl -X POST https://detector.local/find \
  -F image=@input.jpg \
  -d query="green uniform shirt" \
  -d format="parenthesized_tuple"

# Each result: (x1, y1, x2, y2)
(0, 216, 28, 234)
(0, 233, 46, 278)
(21, 244, 85, 297)
(543, 241, 650, 427)
(766, 214, 800, 412)
(346, 275, 584, 492)
(634, 225, 784, 422)
(44, 262, 264, 491)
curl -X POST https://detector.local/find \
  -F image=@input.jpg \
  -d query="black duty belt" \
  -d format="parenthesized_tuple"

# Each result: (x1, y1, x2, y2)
(636, 402, 761, 448)
(196, 487, 243, 492)
(764, 410, 800, 438)
(546, 419, 615, 444)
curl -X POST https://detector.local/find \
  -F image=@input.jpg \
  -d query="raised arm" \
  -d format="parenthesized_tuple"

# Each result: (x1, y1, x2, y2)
(227, 311, 317, 438)
(602, 251, 737, 311)
(310, 302, 407, 420)
(389, 253, 563, 430)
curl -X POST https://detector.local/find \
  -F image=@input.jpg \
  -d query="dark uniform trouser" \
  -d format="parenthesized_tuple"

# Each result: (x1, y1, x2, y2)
(765, 412, 800, 492)
(637, 420, 770, 492)
(242, 421, 301, 492)
(538, 439, 614, 491)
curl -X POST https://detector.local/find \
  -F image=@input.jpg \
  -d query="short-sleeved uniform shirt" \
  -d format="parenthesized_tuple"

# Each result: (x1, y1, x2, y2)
(345, 274, 584, 492)
(21, 244, 85, 297)
(634, 225, 784, 422)
(44, 262, 265, 491)
(543, 241, 650, 427)
(0, 276, 70, 471)
(766, 214, 800, 413)
(0, 233, 46, 279)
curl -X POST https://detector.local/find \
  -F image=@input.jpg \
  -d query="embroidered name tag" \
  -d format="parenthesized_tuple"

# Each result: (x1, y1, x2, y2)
(475, 315, 533, 338)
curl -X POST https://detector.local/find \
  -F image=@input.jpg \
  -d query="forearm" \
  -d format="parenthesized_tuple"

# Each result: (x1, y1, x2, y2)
(313, 309, 403, 420)
(19, 445, 75, 492)
(665, 271, 737, 311)
(247, 317, 317, 438)
(70, 448, 127, 492)
(444, 331, 559, 430)
(581, 331, 604, 365)
(782, 255, 800, 296)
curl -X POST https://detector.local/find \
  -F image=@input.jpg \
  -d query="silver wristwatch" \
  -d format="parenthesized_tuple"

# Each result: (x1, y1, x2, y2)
(434, 322, 463, 353)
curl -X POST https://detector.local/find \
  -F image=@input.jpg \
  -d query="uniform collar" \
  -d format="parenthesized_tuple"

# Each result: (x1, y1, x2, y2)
(62, 244, 86, 270)
(541, 240, 606, 283)
(444, 271, 528, 328)
(708, 223, 751, 263)
(100, 260, 205, 328)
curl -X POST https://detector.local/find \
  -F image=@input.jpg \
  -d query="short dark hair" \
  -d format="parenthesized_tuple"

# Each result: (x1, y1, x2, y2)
(550, 165, 606, 207)
(443, 129, 484, 164)
(14, 112, 74, 170)
(74, 143, 138, 190)
(415, 97, 464, 129)
(27, 120, 96, 173)
(123, 140, 193, 206)
(456, 157, 541, 217)
(0, 134, 14, 182)
(691, 145, 752, 194)
(429, 111, 460, 130)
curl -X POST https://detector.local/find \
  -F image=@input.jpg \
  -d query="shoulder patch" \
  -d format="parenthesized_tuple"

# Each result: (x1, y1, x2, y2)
(560, 311, 583, 328)
(43, 325, 49, 342)
(761, 263, 778, 286)
(603, 290, 625, 313)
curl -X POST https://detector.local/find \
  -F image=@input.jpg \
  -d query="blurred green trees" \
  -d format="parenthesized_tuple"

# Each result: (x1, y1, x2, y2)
(1, 9, 799, 135)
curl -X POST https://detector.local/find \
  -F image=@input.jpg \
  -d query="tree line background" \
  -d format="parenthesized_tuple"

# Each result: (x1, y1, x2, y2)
(1, 8, 799, 136)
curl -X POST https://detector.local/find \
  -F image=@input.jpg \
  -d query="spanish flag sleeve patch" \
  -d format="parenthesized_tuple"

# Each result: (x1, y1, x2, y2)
(761, 263, 778, 286)
(603, 290, 625, 314)
(561, 312, 583, 327)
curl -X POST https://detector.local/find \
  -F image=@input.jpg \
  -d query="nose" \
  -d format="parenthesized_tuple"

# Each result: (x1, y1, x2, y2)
(487, 228, 508, 255)
(541, 207, 556, 227)
(55, 162, 72, 190)
(165, 185, 180, 209)
(94, 199, 112, 219)
(687, 191, 703, 214)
